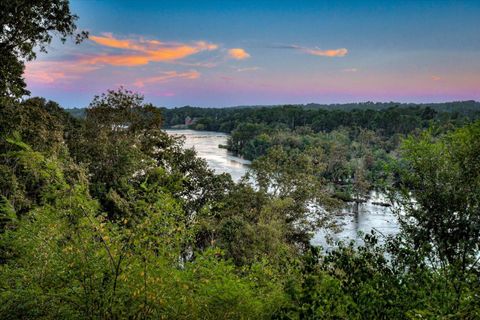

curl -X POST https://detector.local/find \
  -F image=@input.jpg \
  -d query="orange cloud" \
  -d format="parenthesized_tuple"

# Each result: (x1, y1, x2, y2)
(82, 55, 151, 66)
(228, 48, 250, 60)
(90, 34, 140, 50)
(25, 35, 216, 87)
(431, 75, 442, 81)
(88, 34, 218, 66)
(302, 47, 348, 57)
(133, 70, 200, 87)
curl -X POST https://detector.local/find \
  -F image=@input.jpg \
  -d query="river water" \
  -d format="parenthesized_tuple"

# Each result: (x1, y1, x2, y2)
(165, 129, 399, 247)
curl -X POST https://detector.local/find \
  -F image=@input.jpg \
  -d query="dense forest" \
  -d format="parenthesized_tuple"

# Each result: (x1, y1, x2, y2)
(160, 101, 480, 132)
(2, 1, 480, 319)
(158, 103, 480, 203)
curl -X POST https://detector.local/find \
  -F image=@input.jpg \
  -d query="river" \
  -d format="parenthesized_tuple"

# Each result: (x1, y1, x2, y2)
(165, 129, 399, 247)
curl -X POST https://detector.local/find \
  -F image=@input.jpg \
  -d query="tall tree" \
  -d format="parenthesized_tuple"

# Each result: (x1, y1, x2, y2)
(0, 0, 87, 98)
(393, 121, 480, 313)
(77, 88, 163, 202)
(397, 122, 480, 267)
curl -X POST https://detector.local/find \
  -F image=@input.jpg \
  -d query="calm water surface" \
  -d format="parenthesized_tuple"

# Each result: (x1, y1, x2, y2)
(165, 129, 399, 247)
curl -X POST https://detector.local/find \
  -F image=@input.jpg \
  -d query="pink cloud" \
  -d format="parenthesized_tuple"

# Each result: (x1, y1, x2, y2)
(280, 44, 348, 57)
(24, 61, 100, 85)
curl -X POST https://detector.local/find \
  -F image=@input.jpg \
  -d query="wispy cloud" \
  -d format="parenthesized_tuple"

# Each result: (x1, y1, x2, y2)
(342, 68, 358, 72)
(228, 48, 250, 60)
(25, 61, 100, 85)
(173, 61, 218, 68)
(271, 44, 348, 57)
(25, 33, 217, 86)
(303, 47, 348, 57)
(235, 66, 260, 72)
(431, 75, 442, 81)
(133, 70, 200, 87)
(87, 33, 218, 66)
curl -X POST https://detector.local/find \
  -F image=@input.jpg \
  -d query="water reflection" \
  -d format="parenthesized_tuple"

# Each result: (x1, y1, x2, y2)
(165, 129, 399, 247)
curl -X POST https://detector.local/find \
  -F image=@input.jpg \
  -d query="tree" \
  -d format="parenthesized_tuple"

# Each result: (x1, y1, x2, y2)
(249, 146, 339, 248)
(392, 121, 480, 313)
(350, 159, 370, 214)
(0, 97, 74, 155)
(77, 88, 163, 202)
(396, 122, 480, 266)
(77, 88, 234, 246)
(0, 100, 83, 216)
(0, 0, 87, 98)
(0, 138, 284, 319)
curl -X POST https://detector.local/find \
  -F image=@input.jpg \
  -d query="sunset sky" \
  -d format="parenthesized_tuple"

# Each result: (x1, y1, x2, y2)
(25, 0, 480, 108)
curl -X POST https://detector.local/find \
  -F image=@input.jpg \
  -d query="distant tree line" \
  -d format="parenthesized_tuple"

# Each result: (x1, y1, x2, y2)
(160, 101, 480, 133)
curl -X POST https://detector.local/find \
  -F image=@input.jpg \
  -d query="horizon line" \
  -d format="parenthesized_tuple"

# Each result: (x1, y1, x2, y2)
(59, 99, 480, 110)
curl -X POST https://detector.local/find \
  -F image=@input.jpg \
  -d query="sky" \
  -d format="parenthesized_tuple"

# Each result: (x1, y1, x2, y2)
(24, 0, 480, 108)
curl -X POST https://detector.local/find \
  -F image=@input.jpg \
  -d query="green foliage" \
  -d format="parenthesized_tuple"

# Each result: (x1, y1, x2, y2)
(0, 141, 284, 319)
(383, 121, 480, 317)
(0, 97, 74, 155)
(162, 104, 479, 144)
(2, 95, 480, 318)
(160, 103, 479, 203)
(0, 0, 87, 98)
(396, 121, 480, 266)
(2, 2, 479, 318)
(2, 88, 480, 318)
(248, 145, 340, 247)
